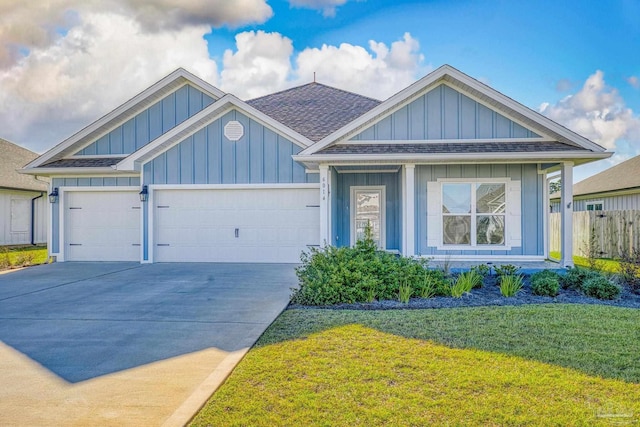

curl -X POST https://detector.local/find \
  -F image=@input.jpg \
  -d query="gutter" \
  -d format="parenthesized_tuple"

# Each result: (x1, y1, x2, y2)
(30, 192, 44, 245)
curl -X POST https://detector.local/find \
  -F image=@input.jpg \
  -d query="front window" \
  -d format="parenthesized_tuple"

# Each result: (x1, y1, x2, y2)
(442, 182, 506, 246)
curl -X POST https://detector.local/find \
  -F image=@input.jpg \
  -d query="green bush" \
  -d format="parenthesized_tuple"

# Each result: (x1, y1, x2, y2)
(470, 264, 491, 281)
(416, 270, 449, 299)
(530, 270, 560, 297)
(494, 264, 520, 278)
(292, 226, 434, 305)
(560, 266, 600, 291)
(398, 281, 412, 303)
(500, 274, 523, 297)
(583, 276, 621, 300)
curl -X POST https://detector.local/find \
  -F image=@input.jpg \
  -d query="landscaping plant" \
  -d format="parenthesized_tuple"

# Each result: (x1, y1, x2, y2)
(530, 270, 560, 297)
(619, 248, 640, 294)
(450, 271, 481, 298)
(560, 266, 600, 291)
(470, 263, 491, 282)
(499, 274, 523, 297)
(494, 264, 520, 278)
(398, 281, 412, 303)
(583, 275, 621, 300)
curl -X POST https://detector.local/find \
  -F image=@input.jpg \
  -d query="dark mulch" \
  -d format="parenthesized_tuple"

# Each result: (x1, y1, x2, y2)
(289, 278, 640, 310)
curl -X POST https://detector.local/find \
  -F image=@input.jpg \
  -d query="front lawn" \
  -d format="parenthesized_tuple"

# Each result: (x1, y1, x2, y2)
(191, 305, 640, 426)
(0, 245, 48, 270)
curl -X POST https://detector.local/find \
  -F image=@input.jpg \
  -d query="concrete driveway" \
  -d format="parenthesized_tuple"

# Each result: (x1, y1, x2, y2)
(0, 262, 297, 426)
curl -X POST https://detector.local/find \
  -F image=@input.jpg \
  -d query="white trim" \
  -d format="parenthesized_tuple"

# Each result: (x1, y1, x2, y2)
(147, 187, 155, 264)
(335, 168, 401, 174)
(561, 162, 574, 267)
(350, 185, 386, 249)
(58, 186, 139, 192)
(25, 69, 225, 169)
(148, 183, 320, 191)
(305, 169, 320, 174)
(319, 165, 329, 246)
(435, 177, 512, 251)
(20, 167, 123, 175)
(404, 164, 416, 256)
(339, 137, 553, 145)
(48, 182, 56, 259)
(544, 172, 551, 260)
(301, 65, 606, 156)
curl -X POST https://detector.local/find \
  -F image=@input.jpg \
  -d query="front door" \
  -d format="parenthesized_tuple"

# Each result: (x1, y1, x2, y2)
(350, 186, 385, 248)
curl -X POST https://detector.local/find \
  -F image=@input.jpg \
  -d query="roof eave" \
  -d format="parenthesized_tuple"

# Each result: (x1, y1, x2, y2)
(18, 167, 128, 176)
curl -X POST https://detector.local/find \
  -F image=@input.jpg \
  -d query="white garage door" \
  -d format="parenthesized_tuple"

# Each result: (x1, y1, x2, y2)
(153, 188, 320, 263)
(65, 191, 141, 261)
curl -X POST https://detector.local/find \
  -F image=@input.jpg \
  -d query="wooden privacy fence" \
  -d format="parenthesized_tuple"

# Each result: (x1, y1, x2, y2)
(550, 210, 640, 259)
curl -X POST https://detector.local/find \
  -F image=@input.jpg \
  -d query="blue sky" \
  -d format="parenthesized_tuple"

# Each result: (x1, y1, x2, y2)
(0, 0, 638, 181)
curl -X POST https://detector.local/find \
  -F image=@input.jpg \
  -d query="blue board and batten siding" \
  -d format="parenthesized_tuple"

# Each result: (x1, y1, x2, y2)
(333, 171, 402, 251)
(75, 85, 215, 156)
(351, 85, 540, 141)
(49, 177, 140, 254)
(416, 164, 544, 257)
(143, 110, 317, 185)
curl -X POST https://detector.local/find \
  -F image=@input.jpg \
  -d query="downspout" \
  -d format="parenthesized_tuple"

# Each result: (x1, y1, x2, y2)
(31, 192, 44, 245)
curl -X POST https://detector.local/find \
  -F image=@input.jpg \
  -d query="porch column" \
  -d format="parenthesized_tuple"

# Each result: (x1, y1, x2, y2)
(561, 161, 574, 268)
(403, 164, 416, 256)
(319, 164, 330, 246)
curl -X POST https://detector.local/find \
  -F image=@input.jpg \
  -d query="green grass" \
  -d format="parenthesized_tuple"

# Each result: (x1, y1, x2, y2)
(0, 245, 48, 270)
(191, 305, 640, 426)
(550, 251, 620, 273)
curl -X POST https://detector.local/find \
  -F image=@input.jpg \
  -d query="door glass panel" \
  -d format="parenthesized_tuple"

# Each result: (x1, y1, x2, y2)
(355, 190, 381, 246)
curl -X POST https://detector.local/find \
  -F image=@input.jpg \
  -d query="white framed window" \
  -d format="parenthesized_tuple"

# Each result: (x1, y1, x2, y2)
(586, 201, 603, 211)
(427, 178, 521, 250)
(350, 186, 385, 248)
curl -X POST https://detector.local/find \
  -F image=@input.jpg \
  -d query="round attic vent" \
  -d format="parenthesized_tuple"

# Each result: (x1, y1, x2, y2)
(224, 120, 244, 141)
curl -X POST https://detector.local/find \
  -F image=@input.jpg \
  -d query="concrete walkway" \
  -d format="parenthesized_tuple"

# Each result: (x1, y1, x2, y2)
(0, 262, 297, 426)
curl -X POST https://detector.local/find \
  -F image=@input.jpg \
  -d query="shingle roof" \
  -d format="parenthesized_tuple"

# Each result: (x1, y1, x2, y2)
(318, 141, 584, 155)
(571, 155, 640, 196)
(247, 82, 381, 142)
(0, 138, 48, 192)
(42, 158, 122, 168)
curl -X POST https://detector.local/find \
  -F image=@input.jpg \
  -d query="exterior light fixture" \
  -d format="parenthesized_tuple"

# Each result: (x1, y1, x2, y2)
(48, 188, 59, 203)
(139, 185, 149, 202)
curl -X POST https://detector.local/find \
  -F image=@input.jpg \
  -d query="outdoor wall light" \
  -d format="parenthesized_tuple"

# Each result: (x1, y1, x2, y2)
(48, 188, 59, 203)
(139, 185, 149, 202)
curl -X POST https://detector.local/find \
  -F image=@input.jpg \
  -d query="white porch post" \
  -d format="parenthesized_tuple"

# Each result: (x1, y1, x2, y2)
(319, 164, 330, 246)
(561, 161, 574, 267)
(403, 164, 416, 256)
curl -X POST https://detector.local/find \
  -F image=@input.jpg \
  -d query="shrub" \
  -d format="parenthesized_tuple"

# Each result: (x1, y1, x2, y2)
(560, 266, 600, 291)
(470, 264, 491, 282)
(583, 276, 621, 300)
(398, 281, 412, 303)
(619, 248, 640, 294)
(292, 224, 431, 305)
(450, 271, 481, 298)
(494, 264, 520, 278)
(530, 270, 560, 297)
(500, 274, 523, 297)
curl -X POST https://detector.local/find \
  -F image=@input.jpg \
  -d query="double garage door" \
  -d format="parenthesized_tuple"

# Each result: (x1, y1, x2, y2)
(153, 188, 319, 263)
(64, 188, 319, 263)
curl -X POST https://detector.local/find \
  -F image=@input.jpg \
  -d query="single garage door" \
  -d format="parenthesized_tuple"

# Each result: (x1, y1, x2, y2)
(153, 188, 320, 263)
(65, 191, 141, 261)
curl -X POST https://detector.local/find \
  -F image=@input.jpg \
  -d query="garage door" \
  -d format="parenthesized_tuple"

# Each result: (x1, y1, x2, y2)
(153, 188, 320, 263)
(65, 191, 141, 261)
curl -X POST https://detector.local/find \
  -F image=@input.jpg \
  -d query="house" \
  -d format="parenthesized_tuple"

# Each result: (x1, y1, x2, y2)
(550, 155, 640, 212)
(0, 138, 48, 246)
(21, 65, 611, 267)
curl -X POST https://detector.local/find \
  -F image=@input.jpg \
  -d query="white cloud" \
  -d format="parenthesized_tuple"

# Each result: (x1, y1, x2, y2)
(0, 12, 218, 152)
(0, 0, 272, 69)
(220, 31, 293, 99)
(627, 76, 640, 89)
(539, 70, 640, 150)
(295, 32, 426, 99)
(288, 0, 349, 17)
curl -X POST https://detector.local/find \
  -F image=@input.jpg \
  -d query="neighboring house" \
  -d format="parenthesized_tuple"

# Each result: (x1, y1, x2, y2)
(0, 138, 48, 246)
(550, 155, 640, 213)
(21, 65, 610, 267)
